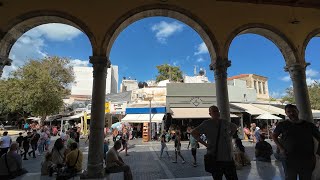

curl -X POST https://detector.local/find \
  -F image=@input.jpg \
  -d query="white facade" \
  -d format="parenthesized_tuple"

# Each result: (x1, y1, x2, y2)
(120, 79, 138, 92)
(71, 66, 118, 96)
(183, 75, 210, 83)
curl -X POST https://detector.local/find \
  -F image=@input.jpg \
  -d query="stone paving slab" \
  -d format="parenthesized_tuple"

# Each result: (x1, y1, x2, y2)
(14, 138, 285, 180)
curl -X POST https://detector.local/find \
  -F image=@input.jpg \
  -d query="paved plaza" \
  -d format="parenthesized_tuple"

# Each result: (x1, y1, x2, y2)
(8, 135, 285, 180)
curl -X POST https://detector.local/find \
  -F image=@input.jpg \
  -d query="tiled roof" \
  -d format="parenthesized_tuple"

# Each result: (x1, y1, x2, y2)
(227, 74, 250, 80)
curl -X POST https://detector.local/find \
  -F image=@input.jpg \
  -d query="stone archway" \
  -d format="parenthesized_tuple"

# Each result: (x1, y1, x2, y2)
(302, 28, 320, 61)
(224, 23, 299, 65)
(0, 10, 97, 62)
(101, 4, 219, 63)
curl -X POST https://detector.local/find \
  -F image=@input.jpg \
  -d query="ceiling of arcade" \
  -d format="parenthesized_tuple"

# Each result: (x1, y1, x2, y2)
(0, 0, 320, 66)
(217, 0, 320, 9)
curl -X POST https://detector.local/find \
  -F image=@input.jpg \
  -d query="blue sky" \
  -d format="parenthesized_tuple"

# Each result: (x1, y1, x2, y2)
(4, 17, 320, 98)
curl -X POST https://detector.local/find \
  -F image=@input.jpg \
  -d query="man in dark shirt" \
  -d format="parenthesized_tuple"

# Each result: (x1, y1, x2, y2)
(255, 134, 273, 162)
(15, 133, 24, 154)
(272, 104, 320, 180)
(28, 130, 40, 158)
(22, 132, 32, 160)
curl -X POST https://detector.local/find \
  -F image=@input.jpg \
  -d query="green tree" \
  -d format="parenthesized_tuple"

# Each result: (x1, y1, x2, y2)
(281, 87, 295, 104)
(156, 64, 183, 82)
(308, 82, 320, 109)
(281, 82, 320, 109)
(0, 56, 75, 123)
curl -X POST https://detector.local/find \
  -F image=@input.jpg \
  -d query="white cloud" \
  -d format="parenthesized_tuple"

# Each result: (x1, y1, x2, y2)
(31, 23, 82, 41)
(2, 23, 83, 78)
(280, 75, 291, 82)
(151, 21, 183, 43)
(194, 42, 208, 55)
(306, 69, 319, 77)
(196, 57, 205, 63)
(306, 78, 320, 85)
(173, 61, 179, 66)
(69, 59, 89, 67)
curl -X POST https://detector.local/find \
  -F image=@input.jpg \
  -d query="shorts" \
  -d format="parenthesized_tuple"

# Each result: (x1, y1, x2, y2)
(175, 146, 181, 152)
(191, 148, 197, 156)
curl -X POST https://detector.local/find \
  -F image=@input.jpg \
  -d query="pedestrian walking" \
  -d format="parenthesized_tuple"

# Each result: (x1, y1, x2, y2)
(28, 129, 40, 158)
(272, 104, 320, 180)
(22, 132, 32, 160)
(172, 131, 185, 164)
(189, 128, 199, 167)
(160, 131, 170, 158)
(191, 105, 238, 180)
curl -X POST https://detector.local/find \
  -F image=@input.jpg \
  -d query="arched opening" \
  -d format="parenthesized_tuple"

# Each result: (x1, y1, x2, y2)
(0, 11, 96, 59)
(108, 15, 213, 141)
(226, 26, 295, 142)
(225, 24, 298, 65)
(1, 21, 93, 129)
(303, 30, 320, 112)
(102, 5, 219, 62)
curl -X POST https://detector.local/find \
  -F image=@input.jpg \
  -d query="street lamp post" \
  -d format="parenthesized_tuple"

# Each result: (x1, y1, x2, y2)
(149, 98, 152, 141)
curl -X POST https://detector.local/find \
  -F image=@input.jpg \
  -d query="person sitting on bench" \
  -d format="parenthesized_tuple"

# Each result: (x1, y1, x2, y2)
(0, 143, 28, 178)
(105, 140, 132, 180)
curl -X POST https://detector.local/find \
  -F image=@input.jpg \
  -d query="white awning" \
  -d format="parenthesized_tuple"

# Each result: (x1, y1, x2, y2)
(251, 104, 286, 116)
(121, 114, 165, 123)
(231, 103, 270, 115)
(170, 108, 238, 119)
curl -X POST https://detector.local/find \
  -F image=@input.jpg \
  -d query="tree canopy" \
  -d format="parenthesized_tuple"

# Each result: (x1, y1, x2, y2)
(281, 82, 320, 109)
(0, 56, 75, 122)
(156, 64, 183, 82)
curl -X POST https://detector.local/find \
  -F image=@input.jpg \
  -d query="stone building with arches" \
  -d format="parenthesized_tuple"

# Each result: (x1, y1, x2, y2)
(0, 0, 320, 177)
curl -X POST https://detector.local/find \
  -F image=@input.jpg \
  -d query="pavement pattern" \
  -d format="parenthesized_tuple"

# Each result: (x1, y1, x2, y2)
(10, 136, 284, 180)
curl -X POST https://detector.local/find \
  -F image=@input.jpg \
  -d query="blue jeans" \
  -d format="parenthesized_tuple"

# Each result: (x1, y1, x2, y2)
(274, 152, 287, 175)
(38, 141, 45, 154)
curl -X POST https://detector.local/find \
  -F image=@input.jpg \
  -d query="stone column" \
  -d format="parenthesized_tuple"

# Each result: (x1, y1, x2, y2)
(87, 56, 110, 178)
(211, 59, 231, 121)
(285, 63, 313, 122)
(0, 56, 12, 77)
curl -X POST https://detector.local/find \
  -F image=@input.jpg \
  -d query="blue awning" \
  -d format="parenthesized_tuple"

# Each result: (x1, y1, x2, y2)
(126, 107, 166, 114)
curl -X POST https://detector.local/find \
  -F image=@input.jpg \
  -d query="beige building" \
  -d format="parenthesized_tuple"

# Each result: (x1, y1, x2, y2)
(228, 74, 269, 100)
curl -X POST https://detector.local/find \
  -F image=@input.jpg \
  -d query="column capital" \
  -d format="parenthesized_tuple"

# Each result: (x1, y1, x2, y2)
(284, 62, 310, 80)
(89, 56, 110, 78)
(210, 59, 231, 80)
(89, 56, 110, 68)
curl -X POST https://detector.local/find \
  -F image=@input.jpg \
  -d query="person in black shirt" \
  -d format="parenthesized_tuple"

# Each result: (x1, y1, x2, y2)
(273, 104, 320, 180)
(28, 130, 40, 158)
(22, 132, 32, 160)
(255, 134, 272, 162)
(16, 132, 24, 154)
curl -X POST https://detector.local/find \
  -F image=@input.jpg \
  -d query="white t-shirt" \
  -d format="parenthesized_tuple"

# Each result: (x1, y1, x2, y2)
(106, 147, 119, 168)
(0, 136, 11, 148)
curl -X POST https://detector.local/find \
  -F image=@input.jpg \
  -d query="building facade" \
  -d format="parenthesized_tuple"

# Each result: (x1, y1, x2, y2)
(71, 66, 118, 96)
(227, 74, 269, 100)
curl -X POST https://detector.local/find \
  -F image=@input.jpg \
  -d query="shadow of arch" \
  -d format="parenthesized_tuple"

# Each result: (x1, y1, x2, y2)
(101, 4, 219, 64)
(302, 28, 320, 61)
(224, 23, 299, 65)
(0, 10, 97, 58)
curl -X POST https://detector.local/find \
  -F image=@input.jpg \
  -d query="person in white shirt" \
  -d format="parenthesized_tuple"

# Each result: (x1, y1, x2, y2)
(105, 140, 132, 180)
(0, 131, 12, 157)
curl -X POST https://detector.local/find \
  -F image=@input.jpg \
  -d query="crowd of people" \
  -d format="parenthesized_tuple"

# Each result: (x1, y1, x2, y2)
(0, 103, 320, 180)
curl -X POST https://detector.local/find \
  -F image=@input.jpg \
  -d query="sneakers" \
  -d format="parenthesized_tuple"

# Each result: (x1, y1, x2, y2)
(172, 161, 177, 163)
(193, 163, 197, 167)
(182, 160, 186, 164)
(23, 158, 28, 160)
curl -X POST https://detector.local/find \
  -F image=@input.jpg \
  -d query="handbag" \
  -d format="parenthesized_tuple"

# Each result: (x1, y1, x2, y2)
(204, 121, 221, 173)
